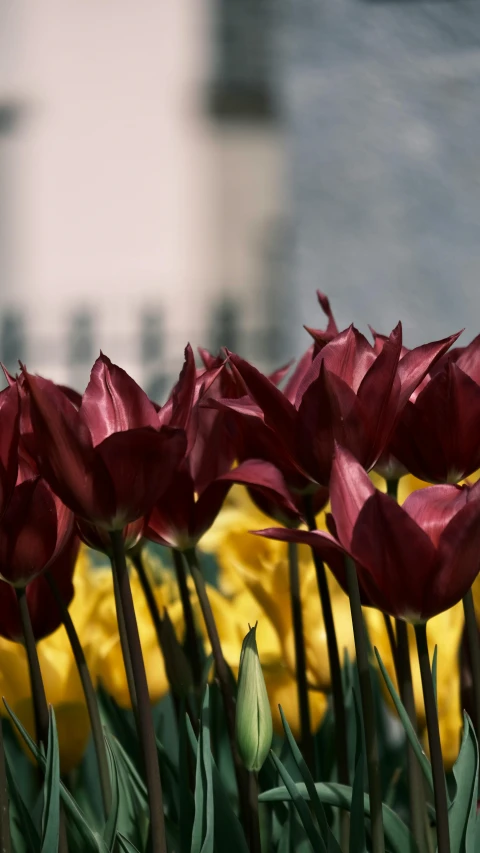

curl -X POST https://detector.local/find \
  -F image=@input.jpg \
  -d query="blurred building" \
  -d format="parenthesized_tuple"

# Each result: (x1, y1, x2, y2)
(0, 0, 287, 394)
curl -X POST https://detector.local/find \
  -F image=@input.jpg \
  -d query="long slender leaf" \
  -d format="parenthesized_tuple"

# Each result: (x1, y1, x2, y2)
(4, 701, 106, 853)
(260, 782, 417, 853)
(4, 751, 40, 852)
(179, 704, 195, 853)
(448, 714, 478, 853)
(191, 687, 214, 853)
(279, 706, 340, 852)
(374, 648, 434, 795)
(350, 693, 366, 853)
(270, 752, 326, 853)
(102, 736, 120, 850)
(41, 709, 60, 853)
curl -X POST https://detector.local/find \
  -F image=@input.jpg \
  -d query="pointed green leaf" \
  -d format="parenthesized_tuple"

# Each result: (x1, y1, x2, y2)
(270, 751, 326, 853)
(179, 705, 195, 853)
(191, 686, 214, 853)
(374, 647, 434, 795)
(102, 735, 120, 850)
(448, 714, 478, 853)
(279, 706, 340, 852)
(260, 781, 418, 853)
(350, 692, 367, 853)
(41, 709, 60, 853)
(4, 751, 40, 852)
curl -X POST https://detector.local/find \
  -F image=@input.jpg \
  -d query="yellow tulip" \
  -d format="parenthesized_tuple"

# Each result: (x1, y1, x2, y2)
(201, 486, 355, 692)
(366, 605, 464, 769)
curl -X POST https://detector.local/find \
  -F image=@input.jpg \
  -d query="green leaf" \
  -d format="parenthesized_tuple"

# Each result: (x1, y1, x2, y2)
(374, 647, 434, 795)
(269, 752, 326, 853)
(41, 708, 60, 853)
(102, 735, 120, 850)
(191, 687, 214, 853)
(260, 782, 418, 853)
(179, 704, 195, 853)
(4, 751, 40, 852)
(4, 701, 106, 853)
(114, 833, 141, 852)
(104, 731, 149, 851)
(279, 706, 340, 852)
(187, 716, 249, 853)
(349, 693, 367, 853)
(448, 714, 478, 853)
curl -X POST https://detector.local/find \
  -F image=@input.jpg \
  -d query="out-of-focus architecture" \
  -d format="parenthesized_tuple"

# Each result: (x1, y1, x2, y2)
(0, 0, 287, 394)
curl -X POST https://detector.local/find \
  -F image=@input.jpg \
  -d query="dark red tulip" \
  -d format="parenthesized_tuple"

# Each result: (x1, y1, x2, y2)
(145, 457, 299, 550)
(256, 446, 480, 623)
(75, 517, 144, 554)
(389, 334, 480, 483)
(0, 532, 80, 642)
(23, 354, 187, 530)
(215, 324, 457, 491)
(0, 458, 74, 587)
(0, 383, 19, 517)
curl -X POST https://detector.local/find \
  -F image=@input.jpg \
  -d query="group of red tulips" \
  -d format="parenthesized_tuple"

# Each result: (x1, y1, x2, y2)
(1, 290, 480, 853)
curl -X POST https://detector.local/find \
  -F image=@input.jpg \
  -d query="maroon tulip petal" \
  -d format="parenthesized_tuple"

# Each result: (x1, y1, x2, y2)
(76, 517, 144, 553)
(329, 446, 377, 549)
(218, 459, 301, 520)
(268, 360, 294, 386)
(169, 344, 197, 432)
(81, 353, 159, 445)
(393, 363, 480, 483)
(356, 324, 402, 462)
(319, 326, 377, 393)
(455, 333, 480, 385)
(0, 478, 59, 586)
(25, 372, 114, 520)
(228, 353, 296, 445)
(97, 426, 187, 529)
(146, 464, 196, 547)
(428, 499, 480, 619)
(253, 526, 346, 574)
(0, 383, 19, 516)
(294, 362, 336, 486)
(283, 345, 315, 405)
(397, 332, 461, 409)
(193, 480, 232, 543)
(402, 483, 469, 547)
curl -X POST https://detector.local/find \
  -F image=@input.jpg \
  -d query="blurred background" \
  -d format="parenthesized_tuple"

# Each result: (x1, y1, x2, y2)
(2, 0, 480, 396)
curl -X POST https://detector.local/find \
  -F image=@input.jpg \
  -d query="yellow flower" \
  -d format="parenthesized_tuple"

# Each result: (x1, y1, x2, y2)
(366, 597, 464, 769)
(201, 486, 355, 692)
(199, 581, 327, 738)
(0, 548, 94, 774)
(81, 552, 185, 708)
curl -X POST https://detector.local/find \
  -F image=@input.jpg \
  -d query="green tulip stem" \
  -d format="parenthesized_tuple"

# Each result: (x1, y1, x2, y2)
(109, 530, 168, 853)
(248, 771, 262, 853)
(303, 495, 350, 788)
(344, 557, 385, 853)
(183, 547, 252, 834)
(111, 558, 138, 718)
(395, 619, 428, 853)
(462, 589, 480, 743)
(414, 622, 450, 853)
(16, 586, 49, 749)
(287, 541, 314, 770)
(46, 571, 112, 820)
(171, 549, 203, 689)
(386, 478, 428, 851)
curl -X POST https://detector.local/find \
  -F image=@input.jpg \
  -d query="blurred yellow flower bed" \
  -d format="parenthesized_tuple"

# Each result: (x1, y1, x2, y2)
(0, 477, 475, 773)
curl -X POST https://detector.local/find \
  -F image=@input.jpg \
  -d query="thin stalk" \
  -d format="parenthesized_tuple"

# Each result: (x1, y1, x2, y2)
(172, 549, 203, 689)
(0, 712, 11, 853)
(287, 541, 314, 770)
(385, 479, 427, 851)
(111, 560, 138, 719)
(183, 547, 252, 837)
(109, 531, 167, 853)
(383, 614, 398, 672)
(46, 572, 112, 820)
(16, 587, 49, 749)
(414, 623, 450, 853)
(463, 590, 480, 743)
(16, 587, 69, 853)
(303, 495, 349, 787)
(344, 557, 385, 853)
(248, 772, 261, 853)
(396, 619, 426, 853)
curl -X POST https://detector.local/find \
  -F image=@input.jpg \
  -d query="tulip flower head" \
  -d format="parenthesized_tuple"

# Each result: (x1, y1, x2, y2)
(235, 624, 273, 772)
(23, 355, 187, 531)
(257, 446, 480, 623)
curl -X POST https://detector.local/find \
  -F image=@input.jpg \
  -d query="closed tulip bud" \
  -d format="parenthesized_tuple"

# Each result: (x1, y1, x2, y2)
(235, 624, 272, 772)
